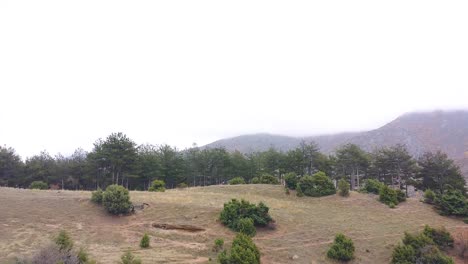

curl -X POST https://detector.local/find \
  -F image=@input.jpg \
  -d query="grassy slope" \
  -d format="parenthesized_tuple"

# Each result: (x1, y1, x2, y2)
(0, 185, 466, 264)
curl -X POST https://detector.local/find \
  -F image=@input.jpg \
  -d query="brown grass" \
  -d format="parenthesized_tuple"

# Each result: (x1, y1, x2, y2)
(0, 185, 466, 264)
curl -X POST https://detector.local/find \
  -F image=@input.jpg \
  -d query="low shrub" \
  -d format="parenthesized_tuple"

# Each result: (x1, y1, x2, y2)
(228, 177, 246, 185)
(258, 173, 279, 184)
(102, 184, 132, 215)
(148, 180, 165, 192)
(338, 178, 350, 197)
(327, 233, 355, 261)
(29, 181, 48, 190)
(284, 172, 298, 190)
(379, 185, 406, 207)
(91, 188, 103, 204)
(363, 179, 384, 194)
(424, 189, 436, 204)
(297, 171, 335, 197)
(435, 189, 468, 216)
(140, 233, 150, 248)
(213, 238, 224, 252)
(296, 183, 304, 197)
(423, 225, 454, 249)
(219, 199, 273, 235)
(54, 230, 74, 252)
(218, 233, 260, 264)
(236, 217, 256, 237)
(250, 177, 260, 184)
(177, 182, 188, 189)
(120, 251, 141, 264)
(396, 189, 406, 203)
(391, 226, 454, 264)
(77, 247, 89, 264)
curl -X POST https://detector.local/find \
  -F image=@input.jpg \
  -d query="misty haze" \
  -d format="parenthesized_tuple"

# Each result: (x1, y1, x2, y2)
(1, 1, 467, 264)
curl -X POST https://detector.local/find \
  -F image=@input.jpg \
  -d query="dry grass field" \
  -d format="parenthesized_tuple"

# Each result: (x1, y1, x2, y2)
(0, 185, 467, 264)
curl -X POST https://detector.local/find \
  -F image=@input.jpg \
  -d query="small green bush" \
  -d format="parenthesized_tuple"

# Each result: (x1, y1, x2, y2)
(219, 199, 273, 235)
(284, 172, 298, 190)
(424, 189, 436, 204)
(258, 173, 279, 184)
(228, 177, 246, 185)
(327, 233, 355, 261)
(250, 177, 260, 184)
(297, 171, 336, 197)
(391, 244, 416, 263)
(423, 225, 454, 249)
(120, 251, 142, 264)
(54, 230, 74, 252)
(338, 178, 350, 197)
(402, 232, 434, 251)
(236, 217, 256, 237)
(77, 247, 89, 263)
(213, 238, 224, 252)
(218, 233, 260, 264)
(29, 181, 48, 190)
(296, 183, 304, 197)
(140, 233, 150, 248)
(91, 188, 103, 204)
(379, 185, 405, 207)
(417, 245, 454, 264)
(363, 179, 384, 194)
(435, 189, 468, 216)
(148, 180, 165, 192)
(285, 187, 290, 195)
(389, 202, 396, 209)
(102, 184, 132, 215)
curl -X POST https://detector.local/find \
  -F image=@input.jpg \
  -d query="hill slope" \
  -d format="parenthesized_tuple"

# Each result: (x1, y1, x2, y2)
(204, 110, 468, 175)
(0, 186, 465, 264)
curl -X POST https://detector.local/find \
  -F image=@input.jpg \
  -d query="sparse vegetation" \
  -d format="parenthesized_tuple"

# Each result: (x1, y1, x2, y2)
(55, 230, 74, 252)
(102, 184, 132, 215)
(213, 238, 224, 252)
(327, 233, 355, 261)
(148, 180, 165, 192)
(120, 251, 141, 264)
(140, 233, 150, 248)
(29, 181, 48, 190)
(218, 233, 260, 264)
(228, 177, 246, 185)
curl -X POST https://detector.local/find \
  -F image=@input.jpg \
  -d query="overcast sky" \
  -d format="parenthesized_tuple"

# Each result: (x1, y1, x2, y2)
(1, 0, 468, 158)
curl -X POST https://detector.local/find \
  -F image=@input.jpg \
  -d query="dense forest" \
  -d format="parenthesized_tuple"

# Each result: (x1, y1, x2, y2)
(0, 132, 466, 193)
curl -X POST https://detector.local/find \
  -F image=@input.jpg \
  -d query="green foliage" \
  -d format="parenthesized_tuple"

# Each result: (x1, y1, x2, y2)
(213, 238, 224, 252)
(435, 189, 468, 216)
(363, 179, 384, 194)
(391, 226, 454, 264)
(250, 177, 260, 184)
(423, 225, 454, 249)
(338, 178, 350, 197)
(228, 177, 246, 185)
(218, 233, 260, 264)
(177, 182, 188, 189)
(140, 233, 150, 248)
(236, 218, 256, 237)
(148, 179, 165, 192)
(120, 251, 142, 264)
(391, 244, 416, 264)
(424, 189, 436, 204)
(219, 199, 273, 235)
(54, 230, 74, 251)
(389, 202, 396, 209)
(296, 183, 304, 197)
(77, 247, 89, 264)
(379, 185, 405, 207)
(102, 184, 132, 215)
(284, 172, 298, 189)
(297, 171, 336, 197)
(257, 173, 279, 184)
(464, 218, 468, 224)
(29, 180, 48, 190)
(91, 188, 103, 204)
(326, 233, 355, 261)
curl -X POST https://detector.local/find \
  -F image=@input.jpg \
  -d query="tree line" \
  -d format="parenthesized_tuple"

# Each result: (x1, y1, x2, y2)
(0, 132, 466, 193)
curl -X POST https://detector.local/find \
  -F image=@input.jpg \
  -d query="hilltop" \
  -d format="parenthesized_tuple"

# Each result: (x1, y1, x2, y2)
(0, 185, 465, 263)
(204, 110, 468, 176)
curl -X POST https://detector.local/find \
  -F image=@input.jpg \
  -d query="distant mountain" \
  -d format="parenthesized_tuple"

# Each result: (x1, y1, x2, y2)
(204, 110, 468, 177)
